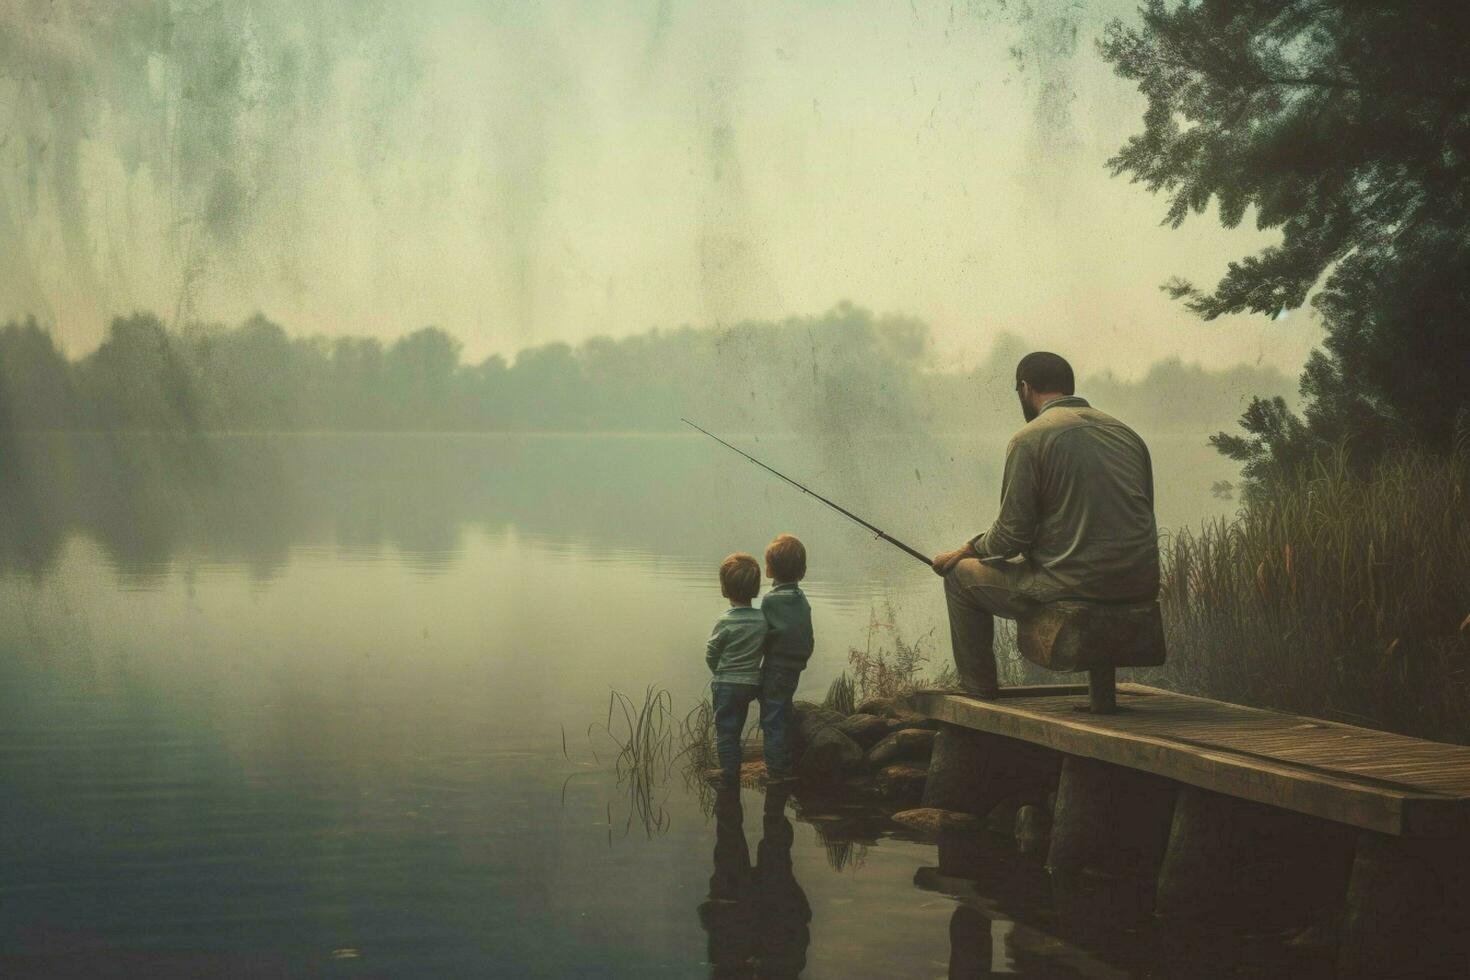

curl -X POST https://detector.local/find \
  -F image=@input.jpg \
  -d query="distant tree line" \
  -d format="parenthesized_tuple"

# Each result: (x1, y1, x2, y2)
(0, 304, 1288, 437)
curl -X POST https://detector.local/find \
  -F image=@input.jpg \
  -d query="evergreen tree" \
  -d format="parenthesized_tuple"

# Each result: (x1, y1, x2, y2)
(1100, 1, 1470, 480)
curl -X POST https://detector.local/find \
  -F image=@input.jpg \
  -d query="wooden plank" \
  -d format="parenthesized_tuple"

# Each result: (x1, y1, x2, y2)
(904, 686, 1470, 838)
(915, 684, 1470, 798)
(1109, 686, 1470, 796)
(989, 684, 1089, 699)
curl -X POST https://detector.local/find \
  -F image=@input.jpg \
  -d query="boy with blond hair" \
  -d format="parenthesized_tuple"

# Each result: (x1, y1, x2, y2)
(705, 553, 767, 783)
(758, 534, 813, 781)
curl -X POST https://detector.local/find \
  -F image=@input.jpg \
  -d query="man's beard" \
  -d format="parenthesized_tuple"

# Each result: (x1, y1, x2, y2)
(1019, 392, 1038, 422)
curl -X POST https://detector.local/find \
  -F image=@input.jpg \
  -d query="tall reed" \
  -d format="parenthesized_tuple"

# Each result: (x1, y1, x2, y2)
(1145, 447, 1470, 743)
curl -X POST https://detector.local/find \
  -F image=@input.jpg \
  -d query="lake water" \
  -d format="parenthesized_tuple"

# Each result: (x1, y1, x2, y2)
(1, 431, 1316, 977)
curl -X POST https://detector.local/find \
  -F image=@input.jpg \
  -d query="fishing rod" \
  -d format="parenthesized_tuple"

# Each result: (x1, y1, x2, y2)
(680, 418, 933, 567)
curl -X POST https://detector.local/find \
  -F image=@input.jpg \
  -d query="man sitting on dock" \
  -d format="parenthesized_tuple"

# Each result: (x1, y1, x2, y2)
(929, 352, 1160, 698)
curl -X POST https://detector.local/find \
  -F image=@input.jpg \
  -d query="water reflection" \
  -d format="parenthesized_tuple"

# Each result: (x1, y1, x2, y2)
(913, 827, 1343, 978)
(4, 432, 934, 585)
(0, 430, 1263, 975)
(698, 785, 811, 977)
(0, 431, 1238, 588)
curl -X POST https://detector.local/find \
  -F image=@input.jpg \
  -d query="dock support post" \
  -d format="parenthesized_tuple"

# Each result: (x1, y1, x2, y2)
(948, 905, 993, 978)
(1046, 755, 1175, 878)
(922, 725, 1060, 817)
(1155, 786, 1356, 929)
(1338, 831, 1470, 979)
(1046, 756, 1175, 932)
(1087, 667, 1116, 714)
(922, 725, 991, 815)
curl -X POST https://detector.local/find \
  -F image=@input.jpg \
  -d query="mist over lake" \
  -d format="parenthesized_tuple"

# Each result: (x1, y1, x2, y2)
(5, 0, 1466, 974)
(0, 430, 1243, 974)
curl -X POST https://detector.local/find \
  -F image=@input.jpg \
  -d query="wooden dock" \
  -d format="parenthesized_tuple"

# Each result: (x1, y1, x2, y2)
(901, 683, 1470, 976)
(905, 683, 1470, 838)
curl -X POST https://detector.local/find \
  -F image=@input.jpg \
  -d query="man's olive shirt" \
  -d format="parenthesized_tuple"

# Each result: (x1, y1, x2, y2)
(968, 395, 1160, 603)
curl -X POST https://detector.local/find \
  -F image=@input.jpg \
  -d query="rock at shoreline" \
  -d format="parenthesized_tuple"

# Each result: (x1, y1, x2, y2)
(837, 713, 890, 747)
(840, 773, 885, 803)
(893, 716, 943, 732)
(868, 728, 937, 766)
(797, 725, 865, 783)
(891, 808, 982, 835)
(793, 699, 841, 718)
(792, 701, 846, 739)
(856, 696, 897, 718)
(870, 717, 941, 742)
(877, 764, 928, 802)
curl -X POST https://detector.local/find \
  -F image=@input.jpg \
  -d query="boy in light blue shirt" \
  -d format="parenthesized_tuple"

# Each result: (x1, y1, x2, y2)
(705, 553, 767, 783)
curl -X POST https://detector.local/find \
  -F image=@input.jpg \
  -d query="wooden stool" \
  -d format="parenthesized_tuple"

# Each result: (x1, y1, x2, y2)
(1015, 600, 1166, 713)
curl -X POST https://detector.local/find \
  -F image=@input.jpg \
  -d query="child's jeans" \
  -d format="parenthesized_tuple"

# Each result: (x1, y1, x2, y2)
(759, 666, 801, 777)
(712, 681, 761, 779)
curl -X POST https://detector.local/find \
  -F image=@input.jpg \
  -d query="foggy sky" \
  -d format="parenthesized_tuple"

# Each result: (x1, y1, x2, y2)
(1, 0, 1320, 379)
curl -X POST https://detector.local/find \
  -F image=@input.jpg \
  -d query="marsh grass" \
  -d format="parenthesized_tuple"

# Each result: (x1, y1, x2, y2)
(821, 837, 869, 873)
(1146, 448, 1470, 743)
(793, 803, 884, 872)
(842, 603, 955, 705)
(586, 685, 685, 838)
(678, 696, 717, 783)
(583, 683, 778, 833)
(677, 696, 720, 813)
(823, 673, 856, 715)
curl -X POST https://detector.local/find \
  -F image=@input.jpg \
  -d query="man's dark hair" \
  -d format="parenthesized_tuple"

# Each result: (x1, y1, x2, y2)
(1015, 352, 1075, 395)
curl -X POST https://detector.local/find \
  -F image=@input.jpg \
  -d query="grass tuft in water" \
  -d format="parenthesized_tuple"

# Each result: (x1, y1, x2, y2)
(822, 838, 868, 873)
(676, 697, 720, 813)
(582, 686, 775, 831)
(587, 685, 680, 838)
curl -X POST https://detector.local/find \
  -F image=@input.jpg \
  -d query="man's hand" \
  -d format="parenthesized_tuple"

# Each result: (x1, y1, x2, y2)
(931, 542, 975, 577)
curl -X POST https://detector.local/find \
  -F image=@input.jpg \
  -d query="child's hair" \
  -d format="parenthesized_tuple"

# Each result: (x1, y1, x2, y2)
(765, 533, 807, 582)
(719, 553, 761, 602)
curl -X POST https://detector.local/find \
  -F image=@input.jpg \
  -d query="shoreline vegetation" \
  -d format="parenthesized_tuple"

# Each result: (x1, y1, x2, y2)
(1150, 447, 1470, 745)
(0, 305, 1287, 437)
(599, 449, 1470, 839)
(720, 445, 1470, 747)
(693, 444, 1470, 750)
(848, 446, 1470, 746)
(6, 306, 1467, 747)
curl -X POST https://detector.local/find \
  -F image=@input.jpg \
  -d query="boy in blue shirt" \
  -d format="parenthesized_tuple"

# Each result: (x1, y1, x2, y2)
(706, 553, 767, 784)
(758, 534, 813, 781)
